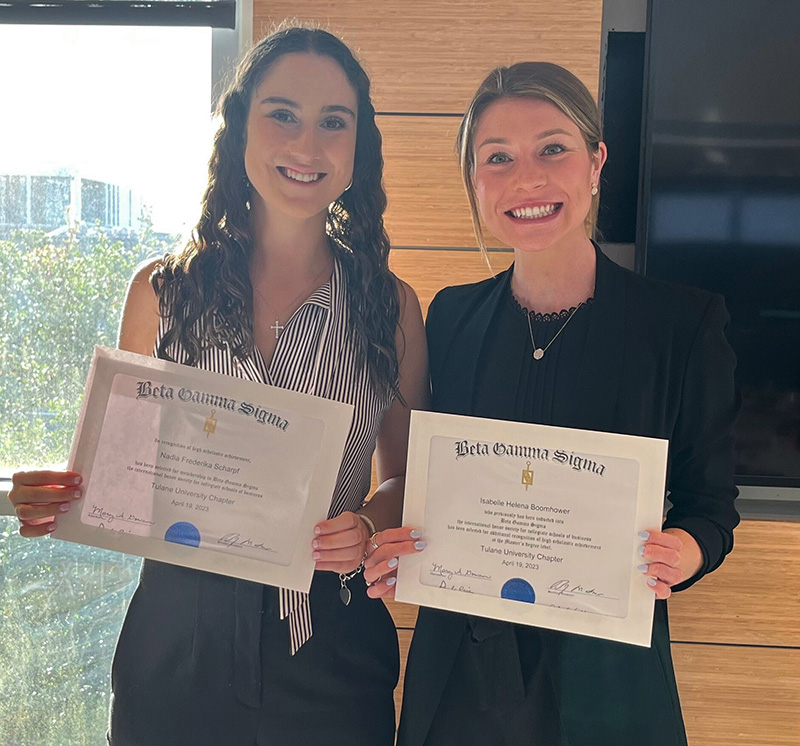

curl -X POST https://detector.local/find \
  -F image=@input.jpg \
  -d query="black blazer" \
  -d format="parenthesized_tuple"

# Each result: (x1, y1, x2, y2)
(397, 247, 740, 746)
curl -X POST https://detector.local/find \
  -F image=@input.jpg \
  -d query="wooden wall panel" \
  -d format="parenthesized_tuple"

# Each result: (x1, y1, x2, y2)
(389, 248, 513, 313)
(674, 644, 800, 746)
(380, 116, 489, 249)
(252, 0, 603, 113)
(669, 520, 800, 647)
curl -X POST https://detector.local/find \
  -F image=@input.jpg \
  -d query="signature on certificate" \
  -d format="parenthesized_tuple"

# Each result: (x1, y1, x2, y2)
(430, 562, 492, 582)
(439, 581, 475, 593)
(217, 532, 276, 553)
(548, 579, 616, 600)
(89, 505, 155, 527)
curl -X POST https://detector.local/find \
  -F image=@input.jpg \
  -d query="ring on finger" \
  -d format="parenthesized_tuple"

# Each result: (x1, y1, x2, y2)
(369, 531, 380, 550)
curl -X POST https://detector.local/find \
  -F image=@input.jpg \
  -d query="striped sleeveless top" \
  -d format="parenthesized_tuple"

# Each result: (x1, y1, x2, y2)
(155, 258, 394, 654)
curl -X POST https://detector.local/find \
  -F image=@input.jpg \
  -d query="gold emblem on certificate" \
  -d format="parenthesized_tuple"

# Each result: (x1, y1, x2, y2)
(521, 460, 534, 490)
(203, 409, 217, 438)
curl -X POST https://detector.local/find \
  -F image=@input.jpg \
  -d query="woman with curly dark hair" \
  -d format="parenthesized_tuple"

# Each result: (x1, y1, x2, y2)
(9, 26, 428, 746)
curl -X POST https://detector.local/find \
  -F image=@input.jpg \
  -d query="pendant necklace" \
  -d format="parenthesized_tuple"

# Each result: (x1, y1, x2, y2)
(252, 264, 331, 339)
(525, 302, 584, 360)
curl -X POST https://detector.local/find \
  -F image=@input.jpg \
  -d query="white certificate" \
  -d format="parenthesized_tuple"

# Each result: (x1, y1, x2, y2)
(55, 346, 354, 593)
(395, 411, 668, 646)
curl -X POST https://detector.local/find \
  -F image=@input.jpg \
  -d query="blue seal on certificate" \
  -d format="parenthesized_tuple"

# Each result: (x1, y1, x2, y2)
(501, 578, 536, 603)
(164, 521, 201, 547)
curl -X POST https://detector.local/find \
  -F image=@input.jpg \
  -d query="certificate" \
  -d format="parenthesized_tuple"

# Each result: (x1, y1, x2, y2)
(395, 411, 668, 646)
(55, 346, 354, 593)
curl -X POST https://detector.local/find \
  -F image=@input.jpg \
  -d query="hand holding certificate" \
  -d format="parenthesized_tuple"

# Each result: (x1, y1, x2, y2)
(395, 411, 668, 646)
(53, 346, 354, 593)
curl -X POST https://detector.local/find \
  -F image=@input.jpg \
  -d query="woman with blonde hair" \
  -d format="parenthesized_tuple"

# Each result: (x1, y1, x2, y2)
(368, 61, 739, 746)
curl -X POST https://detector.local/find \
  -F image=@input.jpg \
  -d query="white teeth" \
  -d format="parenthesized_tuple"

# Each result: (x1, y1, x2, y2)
(510, 204, 559, 219)
(283, 167, 322, 183)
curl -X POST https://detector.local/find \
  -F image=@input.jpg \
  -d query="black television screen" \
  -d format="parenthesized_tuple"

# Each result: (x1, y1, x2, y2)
(639, 0, 800, 487)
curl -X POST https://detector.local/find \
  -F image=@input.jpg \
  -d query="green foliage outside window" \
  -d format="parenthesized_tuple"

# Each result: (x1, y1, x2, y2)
(0, 218, 174, 469)
(0, 219, 177, 744)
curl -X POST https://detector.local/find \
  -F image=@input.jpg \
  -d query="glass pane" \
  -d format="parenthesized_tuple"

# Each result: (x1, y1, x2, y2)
(0, 25, 212, 473)
(0, 25, 212, 744)
(0, 517, 141, 744)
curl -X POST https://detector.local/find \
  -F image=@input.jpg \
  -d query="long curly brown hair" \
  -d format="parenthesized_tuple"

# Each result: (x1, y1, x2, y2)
(153, 26, 400, 399)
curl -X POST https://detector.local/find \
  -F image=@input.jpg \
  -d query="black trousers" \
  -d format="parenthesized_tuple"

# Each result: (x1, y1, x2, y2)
(108, 562, 399, 745)
(422, 624, 563, 746)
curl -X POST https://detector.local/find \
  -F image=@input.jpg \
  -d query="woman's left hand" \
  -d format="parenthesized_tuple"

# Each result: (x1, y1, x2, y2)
(312, 511, 369, 574)
(638, 528, 703, 599)
(364, 527, 426, 599)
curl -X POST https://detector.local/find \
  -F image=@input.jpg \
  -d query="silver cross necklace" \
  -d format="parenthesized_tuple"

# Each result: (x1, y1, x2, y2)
(252, 265, 331, 339)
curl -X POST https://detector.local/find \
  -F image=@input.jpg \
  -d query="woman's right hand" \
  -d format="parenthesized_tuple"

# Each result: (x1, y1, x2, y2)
(8, 470, 84, 538)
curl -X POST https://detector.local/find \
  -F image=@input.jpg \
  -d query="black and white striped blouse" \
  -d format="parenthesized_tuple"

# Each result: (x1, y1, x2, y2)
(155, 258, 394, 654)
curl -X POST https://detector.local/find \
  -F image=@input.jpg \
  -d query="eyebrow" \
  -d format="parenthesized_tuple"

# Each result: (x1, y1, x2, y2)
(537, 128, 573, 139)
(476, 128, 576, 149)
(477, 137, 509, 148)
(259, 96, 356, 119)
(322, 104, 357, 119)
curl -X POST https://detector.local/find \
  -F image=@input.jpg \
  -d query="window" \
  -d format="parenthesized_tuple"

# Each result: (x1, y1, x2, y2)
(0, 7, 249, 741)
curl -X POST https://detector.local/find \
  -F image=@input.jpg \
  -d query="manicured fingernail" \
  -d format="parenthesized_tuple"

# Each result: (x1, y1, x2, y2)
(638, 531, 650, 540)
(647, 577, 658, 587)
(59, 502, 71, 512)
(47, 522, 57, 532)
(410, 530, 421, 539)
(73, 476, 82, 485)
(637, 545, 646, 556)
(414, 540, 427, 550)
(386, 577, 397, 586)
(312, 552, 320, 560)
(637, 564, 648, 573)
(72, 490, 82, 498)
(312, 540, 320, 549)
(314, 526, 321, 535)
(388, 557, 398, 569)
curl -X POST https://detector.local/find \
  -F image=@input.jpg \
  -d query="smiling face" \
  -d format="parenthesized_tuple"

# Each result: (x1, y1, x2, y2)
(471, 97, 606, 255)
(244, 52, 358, 223)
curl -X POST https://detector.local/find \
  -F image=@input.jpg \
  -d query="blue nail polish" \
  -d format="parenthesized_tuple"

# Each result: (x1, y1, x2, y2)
(638, 530, 650, 541)
(637, 564, 648, 573)
(312, 552, 320, 560)
(414, 540, 427, 550)
(647, 577, 658, 587)
(410, 530, 421, 539)
(386, 577, 397, 586)
(388, 557, 398, 568)
(637, 545, 646, 556)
